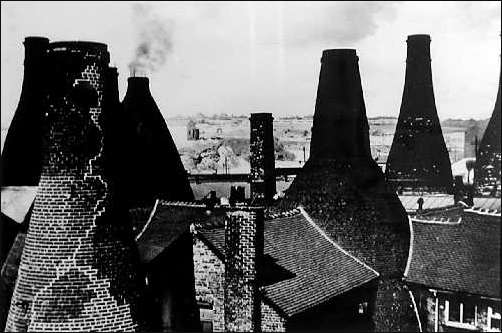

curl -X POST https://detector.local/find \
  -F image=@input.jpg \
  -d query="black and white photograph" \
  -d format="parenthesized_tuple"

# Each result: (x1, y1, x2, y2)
(0, 1, 500, 332)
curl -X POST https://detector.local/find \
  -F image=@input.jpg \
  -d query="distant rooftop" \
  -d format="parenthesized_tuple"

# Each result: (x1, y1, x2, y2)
(406, 210, 500, 298)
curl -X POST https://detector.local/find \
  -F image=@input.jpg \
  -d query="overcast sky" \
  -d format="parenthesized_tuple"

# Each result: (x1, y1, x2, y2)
(1, 1, 500, 127)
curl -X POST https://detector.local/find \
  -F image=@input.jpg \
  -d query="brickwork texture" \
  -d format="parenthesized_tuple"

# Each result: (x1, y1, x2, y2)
(6, 41, 140, 332)
(250, 113, 276, 204)
(224, 209, 264, 332)
(193, 238, 285, 332)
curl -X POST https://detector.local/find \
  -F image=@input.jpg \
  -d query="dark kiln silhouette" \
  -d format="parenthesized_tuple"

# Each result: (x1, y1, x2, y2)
(120, 77, 194, 208)
(278, 49, 419, 331)
(1, 37, 49, 186)
(385, 34, 453, 192)
(474, 50, 501, 196)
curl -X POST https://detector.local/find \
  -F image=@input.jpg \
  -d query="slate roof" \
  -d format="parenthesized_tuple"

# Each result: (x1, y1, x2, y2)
(406, 210, 501, 298)
(137, 202, 379, 317)
(198, 208, 379, 317)
(136, 203, 208, 263)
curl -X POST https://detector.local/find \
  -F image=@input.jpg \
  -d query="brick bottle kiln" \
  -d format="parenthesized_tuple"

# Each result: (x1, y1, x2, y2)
(1, 36, 49, 186)
(1, 36, 49, 278)
(121, 77, 194, 208)
(278, 49, 418, 331)
(5, 41, 141, 332)
(474, 46, 501, 196)
(385, 34, 453, 192)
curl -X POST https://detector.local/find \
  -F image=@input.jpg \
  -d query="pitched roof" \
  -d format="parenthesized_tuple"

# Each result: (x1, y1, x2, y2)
(405, 210, 500, 298)
(135, 202, 210, 263)
(198, 208, 379, 317)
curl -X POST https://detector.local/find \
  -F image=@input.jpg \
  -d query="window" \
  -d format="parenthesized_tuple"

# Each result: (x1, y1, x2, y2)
(488, 306, 501, 332)
(444, 299, 478, 330)
(447, 300, 461, 322)
(358, 302, 368, 315)
(463, 304, 476, 326)
(201, 321, 213, 333)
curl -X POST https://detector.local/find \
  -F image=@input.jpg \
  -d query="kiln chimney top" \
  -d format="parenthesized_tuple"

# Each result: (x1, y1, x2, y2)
(407, 34, 431, 41)
(49, 40, 108, 51)
(23, 36, 49, 46)
(321, 49, 357, 62)
(250, 112, 273, 120)
(127, 77, 150, 92)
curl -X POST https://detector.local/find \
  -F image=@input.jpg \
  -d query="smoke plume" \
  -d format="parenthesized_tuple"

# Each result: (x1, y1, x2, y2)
(129, 3, 174, 76)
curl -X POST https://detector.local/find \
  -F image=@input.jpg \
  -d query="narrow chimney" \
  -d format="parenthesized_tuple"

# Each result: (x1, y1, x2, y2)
(385, 34, 453, 192)
(224, 208, 264, 332)
(121, 77, 194, 207)
(474, 40, 501, 196)
(6, 41, 141, 331)
(1, 36, 49, 186)
(249, 113, 276, 204)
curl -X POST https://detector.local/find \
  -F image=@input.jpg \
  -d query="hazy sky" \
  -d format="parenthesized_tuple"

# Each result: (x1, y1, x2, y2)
(1, 1, 500, 127)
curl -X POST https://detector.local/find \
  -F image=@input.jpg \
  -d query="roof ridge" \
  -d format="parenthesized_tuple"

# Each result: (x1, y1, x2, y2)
(411, 216, 462, 224)
(158, 200, 206, 208)
(135, 199, 160, 242)
(158, 199, 265, 211)
(404, 216, 414, 278)
(297, 206, 380, 277)
(265, 208, 301, 220)
(464, 207, 501, 217)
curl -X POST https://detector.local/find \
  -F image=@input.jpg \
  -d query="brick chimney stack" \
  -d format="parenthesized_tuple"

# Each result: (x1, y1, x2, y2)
(249, 113, 276, 204)
(385, 34, 453, 192)
(6, 41, 141, 332)
(1, 36, 49, 186)
(224, 208, 264, 332)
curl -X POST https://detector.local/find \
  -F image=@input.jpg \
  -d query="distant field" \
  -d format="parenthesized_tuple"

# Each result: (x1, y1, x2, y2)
(1, 115, 488, 168)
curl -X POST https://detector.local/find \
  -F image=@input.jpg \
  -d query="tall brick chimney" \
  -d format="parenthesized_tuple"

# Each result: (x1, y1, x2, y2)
(474, 41, 501, 196)
(121, 77, 194, 208)
(6, 41, 141, 332)
(385, 34, 453, 192)
(1, 36, 49, 186)
(279, 49, 418, 331)
(224, 208, 264, 332)
(249, 113, 276, 204)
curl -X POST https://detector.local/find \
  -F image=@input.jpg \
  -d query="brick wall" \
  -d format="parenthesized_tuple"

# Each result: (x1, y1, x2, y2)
(5, 42, 140, 332)
(250, 113, 276, 204)
(193, 238, 226, 332)
(261, 302, 286, 332)
(193, 237, 286, 332)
